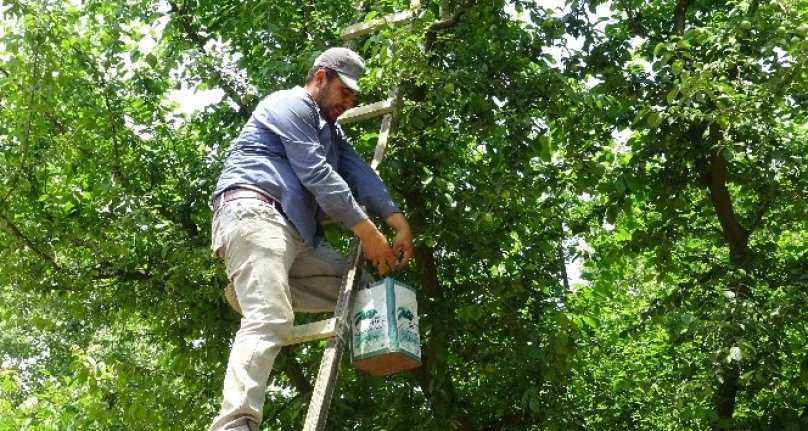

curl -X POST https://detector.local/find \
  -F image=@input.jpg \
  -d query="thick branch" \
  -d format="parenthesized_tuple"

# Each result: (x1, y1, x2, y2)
(706, 124, 749, 266)
(687, 122, 749, 423)
(715, 364, 740, 419)
(400, 186, 472, 431)
(402, 185, 443, 391)
(275, 348, 313, 395)
(0, 209, 56, 266)
(425, 0, 477, 52)
(557, 241, 570, 292)
(414, 244, 441, 298)
(408, 243, 441, 396)
(673, 0, 693, 35)
(426, 0, 477, 32)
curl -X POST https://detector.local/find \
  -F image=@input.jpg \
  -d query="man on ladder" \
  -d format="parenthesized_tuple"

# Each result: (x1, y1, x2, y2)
(207, 47, 413, 431)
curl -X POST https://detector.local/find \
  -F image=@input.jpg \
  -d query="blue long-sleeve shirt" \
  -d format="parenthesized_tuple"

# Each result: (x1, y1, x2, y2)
(211, 86, 400, 247)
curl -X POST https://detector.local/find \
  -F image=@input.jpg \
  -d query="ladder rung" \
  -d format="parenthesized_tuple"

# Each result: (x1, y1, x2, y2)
(337, 99, 396, 125)
(286, 318, 337, 345)
(341, 10, 416, 41)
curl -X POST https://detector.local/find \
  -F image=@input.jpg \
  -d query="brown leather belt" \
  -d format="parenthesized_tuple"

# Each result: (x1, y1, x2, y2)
(212, 188, 280, 213)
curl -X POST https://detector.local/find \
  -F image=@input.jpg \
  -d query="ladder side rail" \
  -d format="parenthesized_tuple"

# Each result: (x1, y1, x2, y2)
(370, 111, 394, 171)
(301, 239, 362, 431)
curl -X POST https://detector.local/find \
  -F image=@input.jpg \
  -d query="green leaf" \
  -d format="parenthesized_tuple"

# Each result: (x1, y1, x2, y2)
(528, 397, 541, 413)
(647, 112, 662, 128)
(671, 60, 683, 75)
(145, 53, 158, 69)
(666, 86, 679, 104)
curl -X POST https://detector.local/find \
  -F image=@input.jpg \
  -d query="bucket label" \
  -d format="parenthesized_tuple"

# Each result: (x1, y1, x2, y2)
(352, 287, 390, 356)
(394, 284, 420, 357)
(351, 278, 421, 363)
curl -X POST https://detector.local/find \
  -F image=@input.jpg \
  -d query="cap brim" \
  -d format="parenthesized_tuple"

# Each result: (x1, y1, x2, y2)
(337, 72, 360, 92)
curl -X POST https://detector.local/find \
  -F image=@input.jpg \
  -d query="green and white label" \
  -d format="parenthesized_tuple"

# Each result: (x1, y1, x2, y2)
(351, 278, 420, 362)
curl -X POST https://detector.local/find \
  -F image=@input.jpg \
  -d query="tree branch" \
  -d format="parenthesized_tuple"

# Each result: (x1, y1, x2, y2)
(715, 363, 740, 419)
(275, 348, 313, 395)
(402, 185, 443, 393)
(0, 209, 57, 267)
(400, 185, 473, 431)
(426, 0, 477, 32)
(673, 0, 693, 35)
(706, 124, 749, 267)
(167, 1, 250, 118)
(425, 0, 478, 52)
(557, 241, 570, 292)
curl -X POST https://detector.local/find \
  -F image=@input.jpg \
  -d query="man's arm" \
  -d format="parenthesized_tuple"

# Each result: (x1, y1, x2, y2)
(334, 126, 413, 274)
(336, 131, 400, 218)
(350, 212, 413, 276)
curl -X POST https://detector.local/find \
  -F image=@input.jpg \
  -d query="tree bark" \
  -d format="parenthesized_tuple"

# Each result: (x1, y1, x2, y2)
(672, 0, 693, 35)
(401, 185, 473, 431)
(276, 348, 313, 395)
(396, 6, 485, 428)
(373, 5, 484, 428)
(715, 363, 741, 419)
(706, 124, 751, 272)
(701, 123, 751, 423)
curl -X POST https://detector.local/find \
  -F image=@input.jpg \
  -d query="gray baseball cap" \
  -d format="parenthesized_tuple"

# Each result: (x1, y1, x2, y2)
(313, 47, 365, 92)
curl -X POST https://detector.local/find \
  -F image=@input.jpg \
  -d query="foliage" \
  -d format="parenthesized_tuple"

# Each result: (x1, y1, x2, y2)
(1, 0, 807, 430)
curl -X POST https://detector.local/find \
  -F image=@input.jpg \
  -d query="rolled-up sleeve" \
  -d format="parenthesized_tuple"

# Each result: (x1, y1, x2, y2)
(255, 94, 369, 229)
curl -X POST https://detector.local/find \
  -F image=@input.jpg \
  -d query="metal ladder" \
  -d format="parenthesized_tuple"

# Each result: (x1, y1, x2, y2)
(283, 3, 422, 430)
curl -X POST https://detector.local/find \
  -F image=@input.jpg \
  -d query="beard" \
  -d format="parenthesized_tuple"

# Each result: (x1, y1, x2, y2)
(315, 78, 349, 123)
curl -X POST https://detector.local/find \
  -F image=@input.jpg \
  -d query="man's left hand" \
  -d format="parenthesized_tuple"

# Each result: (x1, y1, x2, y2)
(385, 213, 413, 271)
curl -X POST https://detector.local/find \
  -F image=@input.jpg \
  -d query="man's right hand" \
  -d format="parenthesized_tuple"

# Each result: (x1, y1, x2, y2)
(351, 219, 397, 276)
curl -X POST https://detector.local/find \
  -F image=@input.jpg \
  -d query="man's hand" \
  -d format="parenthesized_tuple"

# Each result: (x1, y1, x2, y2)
(385, 213, 413, 271)
(351, 214, 413, 276)
(351, 219, 397, 276)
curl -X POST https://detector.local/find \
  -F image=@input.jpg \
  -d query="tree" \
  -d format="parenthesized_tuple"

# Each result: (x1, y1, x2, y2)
(546, 0, 808, 428)
(1, 0, 806, 430)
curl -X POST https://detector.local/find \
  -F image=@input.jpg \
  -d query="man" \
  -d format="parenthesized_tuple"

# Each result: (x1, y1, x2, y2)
(208, 47, 413, 431)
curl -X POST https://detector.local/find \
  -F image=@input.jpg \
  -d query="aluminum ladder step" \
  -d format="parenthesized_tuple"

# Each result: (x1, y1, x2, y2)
(337, 98, 396, 125)
(286, 318, 337, 345)
(341, 10, 417, 41)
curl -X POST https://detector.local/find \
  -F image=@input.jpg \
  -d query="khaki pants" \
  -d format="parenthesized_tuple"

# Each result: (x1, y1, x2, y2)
(208, 198, 364, 431)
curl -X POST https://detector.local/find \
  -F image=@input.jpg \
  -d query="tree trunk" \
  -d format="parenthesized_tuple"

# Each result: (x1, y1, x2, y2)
(715, 363, 740, 419)
(401, 185, 473, 431)
(703, 123, 752, 424)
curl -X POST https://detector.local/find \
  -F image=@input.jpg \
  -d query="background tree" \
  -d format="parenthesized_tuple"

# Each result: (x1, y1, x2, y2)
(1, 0, 806, 430)
(546, 0, 808, 428)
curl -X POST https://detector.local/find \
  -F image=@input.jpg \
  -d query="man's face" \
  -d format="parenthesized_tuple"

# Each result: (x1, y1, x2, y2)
(315, 72, 357, 123)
